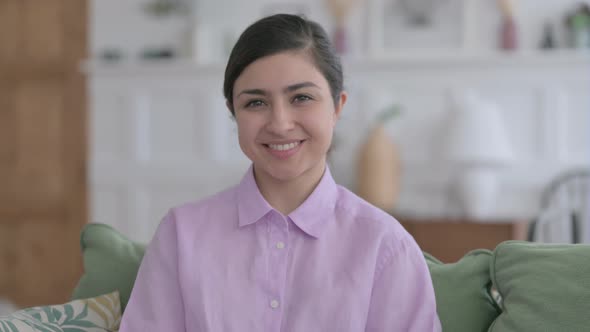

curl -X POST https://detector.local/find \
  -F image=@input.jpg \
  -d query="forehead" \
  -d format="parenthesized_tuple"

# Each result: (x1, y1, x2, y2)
(234, 51, 328, 92)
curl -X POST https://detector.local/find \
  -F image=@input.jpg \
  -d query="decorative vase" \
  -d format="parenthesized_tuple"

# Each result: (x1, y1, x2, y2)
(500, 16, 518, 50)
(497, 0, 518, 51)
(324, 0, 359, 55)
(333, 24, 348, 54)
(356, 124, 401, 212)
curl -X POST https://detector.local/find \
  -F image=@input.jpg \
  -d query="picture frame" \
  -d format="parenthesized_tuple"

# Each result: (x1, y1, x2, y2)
(365, 0, 476, 57)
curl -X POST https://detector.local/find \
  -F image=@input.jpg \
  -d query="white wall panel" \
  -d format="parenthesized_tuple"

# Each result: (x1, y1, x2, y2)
(563, 87, 590, 164)
(209, 101, 248, 164)
(87, 55, 590, 241)
(133, 185, 203, 242)
(91, 185, 129, 232)
(91, 92, 132, 162)
(87, 0, 590, 242)
(383, 87, 447, 163)
(144, 94, 203, 161)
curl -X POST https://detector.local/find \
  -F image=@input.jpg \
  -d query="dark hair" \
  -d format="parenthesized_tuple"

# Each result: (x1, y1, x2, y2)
(223, 14, 343, 115)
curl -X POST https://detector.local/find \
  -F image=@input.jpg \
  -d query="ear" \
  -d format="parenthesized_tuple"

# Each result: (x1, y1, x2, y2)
(333, 91, 347, 125)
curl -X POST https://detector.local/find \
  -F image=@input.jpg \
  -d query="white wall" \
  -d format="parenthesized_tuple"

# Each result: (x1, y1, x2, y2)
(88, 0, 590, 242)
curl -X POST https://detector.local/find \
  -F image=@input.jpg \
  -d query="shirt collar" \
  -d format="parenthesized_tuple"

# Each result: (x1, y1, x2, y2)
(236, 164, 339, 239)
(237, 165, 274, 228)
(288, 166, 338, 238)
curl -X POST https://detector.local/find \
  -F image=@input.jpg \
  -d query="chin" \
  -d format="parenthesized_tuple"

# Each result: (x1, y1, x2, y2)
(264, 165, 306, 183)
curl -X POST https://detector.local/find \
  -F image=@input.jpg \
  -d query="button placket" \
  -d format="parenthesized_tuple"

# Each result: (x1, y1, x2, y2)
(270, 216, 288, 253)
(268, 214, 289, 317)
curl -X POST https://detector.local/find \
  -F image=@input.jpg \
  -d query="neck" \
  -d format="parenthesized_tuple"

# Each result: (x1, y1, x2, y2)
(254, 161, 327, 216)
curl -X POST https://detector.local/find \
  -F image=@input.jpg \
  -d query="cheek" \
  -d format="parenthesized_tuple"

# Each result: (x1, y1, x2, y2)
(236, 115, 261, 146)
(302, 111, 335, 143)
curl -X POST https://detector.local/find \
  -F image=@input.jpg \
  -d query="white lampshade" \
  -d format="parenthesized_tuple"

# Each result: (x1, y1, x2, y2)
(444, 94, 515, 167)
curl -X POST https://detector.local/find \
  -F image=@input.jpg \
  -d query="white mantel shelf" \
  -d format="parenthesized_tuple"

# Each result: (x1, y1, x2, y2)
(354, 50, 590, 68)
(82, 50, 590, 76)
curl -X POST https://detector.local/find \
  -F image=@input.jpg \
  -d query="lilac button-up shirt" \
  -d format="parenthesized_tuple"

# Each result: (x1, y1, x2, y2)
(120, 166, 441, 331)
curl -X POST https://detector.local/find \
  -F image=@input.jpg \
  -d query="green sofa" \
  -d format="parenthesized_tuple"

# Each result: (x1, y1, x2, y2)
(71, 223, 590, 332)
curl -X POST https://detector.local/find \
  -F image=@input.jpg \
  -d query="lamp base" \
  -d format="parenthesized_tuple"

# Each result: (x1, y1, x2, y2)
(457, 168, 499, 220)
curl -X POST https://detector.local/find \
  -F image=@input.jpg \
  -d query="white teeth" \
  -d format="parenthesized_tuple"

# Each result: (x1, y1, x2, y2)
(268, 141, 300, 151)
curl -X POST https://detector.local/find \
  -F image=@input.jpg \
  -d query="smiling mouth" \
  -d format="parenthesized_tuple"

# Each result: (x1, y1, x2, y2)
(264, 140, 305, 151)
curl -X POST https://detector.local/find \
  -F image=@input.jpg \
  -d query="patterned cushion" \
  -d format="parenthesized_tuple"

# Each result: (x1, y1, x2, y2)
(0, 291, 120, 332)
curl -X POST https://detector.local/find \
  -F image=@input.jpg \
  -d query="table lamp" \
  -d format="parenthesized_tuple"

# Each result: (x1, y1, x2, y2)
(444, 93, 515, 219)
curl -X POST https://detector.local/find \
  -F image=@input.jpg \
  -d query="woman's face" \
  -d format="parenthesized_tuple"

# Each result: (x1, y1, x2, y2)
(231, 51, 346, 184)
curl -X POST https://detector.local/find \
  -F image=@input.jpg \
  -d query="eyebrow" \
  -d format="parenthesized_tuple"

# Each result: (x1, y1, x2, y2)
(237, 81, 320, 97)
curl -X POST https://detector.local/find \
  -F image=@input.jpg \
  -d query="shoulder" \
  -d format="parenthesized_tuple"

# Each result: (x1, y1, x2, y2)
(335, 185, 409, 240)
(158, 185, 239, 232)
(334, 185, 421, 261)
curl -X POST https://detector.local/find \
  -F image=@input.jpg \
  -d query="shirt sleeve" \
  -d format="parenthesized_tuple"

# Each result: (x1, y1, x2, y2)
(365, 236, 441, 332)
(119, 211, 186, 332)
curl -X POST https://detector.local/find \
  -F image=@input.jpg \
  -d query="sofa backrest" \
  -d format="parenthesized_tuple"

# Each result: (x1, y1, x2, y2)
(72, 223, 590, 331)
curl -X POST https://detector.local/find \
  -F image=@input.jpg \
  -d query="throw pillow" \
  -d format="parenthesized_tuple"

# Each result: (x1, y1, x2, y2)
(71, 223, 146, 311)
(489, 241, 590, 332)
(425, 249, 501, 332)
(0, 291, 120, 332)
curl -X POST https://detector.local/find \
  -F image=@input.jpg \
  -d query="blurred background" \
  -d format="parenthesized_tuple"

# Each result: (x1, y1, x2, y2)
(1, 0, 589, 309)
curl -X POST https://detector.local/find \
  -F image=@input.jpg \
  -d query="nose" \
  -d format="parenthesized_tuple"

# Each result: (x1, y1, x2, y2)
(266, 102, 295, 134)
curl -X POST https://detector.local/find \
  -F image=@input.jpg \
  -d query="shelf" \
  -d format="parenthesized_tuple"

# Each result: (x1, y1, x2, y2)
(80, 59, 225, 76)
(81, 49, 590, 76)
(344, 49, 590, 69)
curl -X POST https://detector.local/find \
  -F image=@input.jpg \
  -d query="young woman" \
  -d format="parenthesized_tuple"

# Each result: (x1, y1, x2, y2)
(120, 14, 441, 331)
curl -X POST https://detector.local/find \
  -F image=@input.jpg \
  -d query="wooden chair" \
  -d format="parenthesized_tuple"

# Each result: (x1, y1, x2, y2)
(528, 168, 590, 243)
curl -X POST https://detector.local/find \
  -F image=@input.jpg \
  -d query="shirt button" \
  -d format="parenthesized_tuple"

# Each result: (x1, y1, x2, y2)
(270, 300, 280, 309)
(276, 241, 285, 249)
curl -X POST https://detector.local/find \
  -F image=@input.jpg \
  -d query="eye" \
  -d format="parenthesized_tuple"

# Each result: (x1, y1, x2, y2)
(292, 94, 312, 104)
(245, 99, 266, 108)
